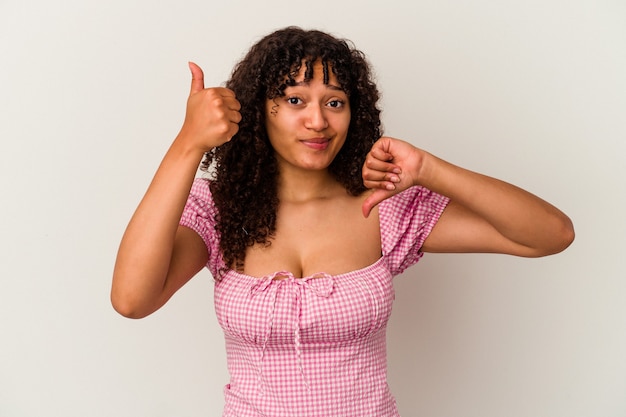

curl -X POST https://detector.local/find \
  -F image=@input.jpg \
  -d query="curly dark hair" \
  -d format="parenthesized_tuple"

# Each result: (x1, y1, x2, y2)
(201, 26, 382, 274)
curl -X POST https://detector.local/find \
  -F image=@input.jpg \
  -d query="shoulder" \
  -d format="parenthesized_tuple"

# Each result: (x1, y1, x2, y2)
(180, 177, 226, 275)
(186, 177, 217, 214)
(378, 186, 450, 275)
(180, 177, 218, 231)
(379, 185, 448, 217)
(189, 177, 213, 200)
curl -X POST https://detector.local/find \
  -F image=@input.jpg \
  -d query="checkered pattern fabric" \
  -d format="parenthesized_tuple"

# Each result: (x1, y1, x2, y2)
(180, 178, 449, 416)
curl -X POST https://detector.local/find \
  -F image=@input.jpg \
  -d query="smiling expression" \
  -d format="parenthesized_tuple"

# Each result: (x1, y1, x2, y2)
(265, 60, 351, 173)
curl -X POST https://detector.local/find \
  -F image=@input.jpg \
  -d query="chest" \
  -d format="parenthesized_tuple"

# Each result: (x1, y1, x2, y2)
(243, 198, 381, 278)
(214, 261, 395, 346)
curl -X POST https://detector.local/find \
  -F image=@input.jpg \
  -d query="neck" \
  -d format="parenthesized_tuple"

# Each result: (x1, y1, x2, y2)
(277, 166, 344, 203)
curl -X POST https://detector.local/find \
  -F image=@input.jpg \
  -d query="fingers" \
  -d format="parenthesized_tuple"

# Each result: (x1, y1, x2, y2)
(363, 159, 400, 181)
(223, 94, 241, 113)
(188, 61, 205, 95)
(362, 156, 400, 218)
(361, 136, 425, 216)
(366, 140, 401, 172)
(219, 94, 242, 127)
(362, 149, 401, 190)
(362, 172, 400, 191)
(204, 91, 241, 142)
(369, 142, 394, 162)
(179, 62, 244, 150)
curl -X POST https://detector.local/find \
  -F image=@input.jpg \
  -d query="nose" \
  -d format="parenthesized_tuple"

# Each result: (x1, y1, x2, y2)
(304, 103, 328, 131)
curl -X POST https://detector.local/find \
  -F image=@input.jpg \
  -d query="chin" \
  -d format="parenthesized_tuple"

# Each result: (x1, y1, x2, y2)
(299, 158, 336, 171)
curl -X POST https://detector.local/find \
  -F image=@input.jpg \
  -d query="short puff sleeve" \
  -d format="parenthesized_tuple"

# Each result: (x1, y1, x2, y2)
(379, 185, 449, 276)
(179, 178, 225, 277)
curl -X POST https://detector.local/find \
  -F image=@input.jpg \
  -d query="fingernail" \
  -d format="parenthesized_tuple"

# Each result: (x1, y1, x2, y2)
(390, 176, 400, 183)
(386, 184, 396, 191)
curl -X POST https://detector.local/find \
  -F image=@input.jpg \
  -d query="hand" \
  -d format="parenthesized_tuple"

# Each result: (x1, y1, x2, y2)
(361, 137, 424, 217)
(178, 62, 242, 152)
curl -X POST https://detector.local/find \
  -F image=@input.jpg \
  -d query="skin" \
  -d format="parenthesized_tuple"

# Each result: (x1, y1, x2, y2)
(111, 60, 574, 319)
(111, 62, 239, 318)
(362, 138, 575, 256)
(265, 63, 351, 174)
(245, 62, 381, 278)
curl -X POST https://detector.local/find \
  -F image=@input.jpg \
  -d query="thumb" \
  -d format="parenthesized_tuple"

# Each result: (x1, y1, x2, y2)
(188, 61, 205, 94)
(361, 189, 390, 218)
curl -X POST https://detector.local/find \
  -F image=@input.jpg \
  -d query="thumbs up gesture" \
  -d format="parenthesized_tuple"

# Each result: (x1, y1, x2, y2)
(178, 62, 242, 152)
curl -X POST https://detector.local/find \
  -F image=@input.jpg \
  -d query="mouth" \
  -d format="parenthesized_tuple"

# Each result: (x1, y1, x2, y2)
(300, 137, 331, 151)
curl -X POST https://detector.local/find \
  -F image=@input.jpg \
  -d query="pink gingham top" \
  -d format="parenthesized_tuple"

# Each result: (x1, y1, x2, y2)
(180, 178, 449, 416)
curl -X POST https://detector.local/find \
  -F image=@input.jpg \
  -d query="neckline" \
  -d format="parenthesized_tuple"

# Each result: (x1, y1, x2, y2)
(223, 256, 386, 281)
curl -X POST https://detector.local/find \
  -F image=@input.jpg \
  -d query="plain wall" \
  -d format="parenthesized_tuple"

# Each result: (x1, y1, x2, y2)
(1, 0, 625, 416)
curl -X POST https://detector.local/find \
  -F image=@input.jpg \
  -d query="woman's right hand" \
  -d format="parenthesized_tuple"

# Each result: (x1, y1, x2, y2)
(178, 62, 242, 151)
(112, 62, 237, 319)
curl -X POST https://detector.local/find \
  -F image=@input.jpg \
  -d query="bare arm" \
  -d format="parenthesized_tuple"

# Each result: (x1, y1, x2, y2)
(362, 137, 574, 257)
(111, 63, 241, 318)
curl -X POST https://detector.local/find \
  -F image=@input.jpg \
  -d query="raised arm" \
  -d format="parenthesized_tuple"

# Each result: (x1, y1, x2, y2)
(362, 137, 574, 257)
(111, 63, 241, 318)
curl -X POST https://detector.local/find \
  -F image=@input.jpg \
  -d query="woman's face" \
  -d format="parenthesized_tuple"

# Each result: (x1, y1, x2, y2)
(265, 60, 351, 173)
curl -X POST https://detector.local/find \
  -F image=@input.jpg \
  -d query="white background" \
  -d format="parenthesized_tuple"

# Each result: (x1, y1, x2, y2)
(1, 0, 625, 416)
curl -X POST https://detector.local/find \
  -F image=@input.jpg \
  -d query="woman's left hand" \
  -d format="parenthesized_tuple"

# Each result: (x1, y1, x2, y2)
(362, 136, 574, 257)
(361, 136, 423, 217)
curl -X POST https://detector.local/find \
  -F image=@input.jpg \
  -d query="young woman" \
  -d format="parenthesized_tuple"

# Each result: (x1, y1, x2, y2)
(112, 27, 574, 416)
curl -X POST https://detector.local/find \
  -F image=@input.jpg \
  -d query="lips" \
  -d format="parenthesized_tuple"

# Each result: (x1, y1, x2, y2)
(300, 137, 331, 151)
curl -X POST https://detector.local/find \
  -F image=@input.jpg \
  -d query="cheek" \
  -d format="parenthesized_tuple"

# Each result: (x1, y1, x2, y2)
(334, 112, 351, 136)
(265, 110, 285, 138)
(264, 101, 284, 132)
(268, 111, 302, 138)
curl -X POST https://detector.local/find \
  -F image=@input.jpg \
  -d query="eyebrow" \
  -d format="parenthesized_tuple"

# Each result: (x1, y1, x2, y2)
(292, 81, 345, 92)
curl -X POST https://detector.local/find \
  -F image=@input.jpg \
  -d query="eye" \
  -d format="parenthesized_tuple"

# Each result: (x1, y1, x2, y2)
(286, 96, 302, 105)
(327, 99, 345, 108)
